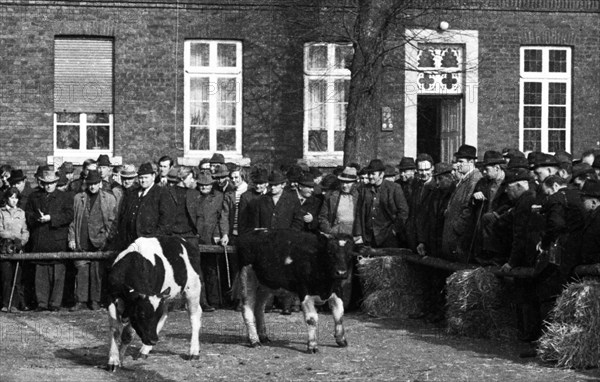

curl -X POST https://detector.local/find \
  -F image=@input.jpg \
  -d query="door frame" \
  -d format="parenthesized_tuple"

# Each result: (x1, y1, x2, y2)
(404, 28, 478, 158)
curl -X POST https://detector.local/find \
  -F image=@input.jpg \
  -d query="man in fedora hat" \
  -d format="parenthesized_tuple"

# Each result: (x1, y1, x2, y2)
(250, 170, 303, 231)
(68, 170, 118, 311)
(25, 168, 74, 311)
(8, 169, 33, 209)
(117, 162, 175, 249)
(354, 158, 409, 248)
(470, 151, 511, 261)
(295, 173, 323, 233)
(238, 168, 269, 235)
(441, 144, 482, 262)
(396, 157, 417, 203)
(119, 164, 138, 191)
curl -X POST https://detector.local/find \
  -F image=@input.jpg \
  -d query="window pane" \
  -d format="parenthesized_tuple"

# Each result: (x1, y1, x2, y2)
(218, 43, 237, 67)
(217, 78, 237, 126)
(524, 82, 542, 104)
(190, 43, 209, 66)
(308, 130, 327, 152)
(524, 49, 542, 72)
(548, 107, 566, 129)
(190, 126, 209, 150)
(334, 80, 349, 131)
(87, 113, 109, 124)
(548, 130, 566, 152)
(190, 77, 210, 101)
(307, 45, 327, 70)
(523, 129, 541, 152)
(524, 106, 542, 129)
(334, 45, 353, 69)
(57, 125, 80, 149)
(86, 125, 109, 149)
(307, 80, 326, 129)
(190, 103, 209, 126)
(334, 131, 344, 151)
(549, 50, 567, 73)
(217, 128, 236, 151)
(548, 83, 566, 105)
(56, 112, 80, 123)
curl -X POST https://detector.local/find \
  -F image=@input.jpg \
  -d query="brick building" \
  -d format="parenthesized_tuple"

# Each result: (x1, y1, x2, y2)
(1, 0, 599, 174)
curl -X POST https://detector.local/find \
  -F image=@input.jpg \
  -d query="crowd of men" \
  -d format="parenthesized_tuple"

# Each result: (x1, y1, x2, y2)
(1, 146, 599, 351)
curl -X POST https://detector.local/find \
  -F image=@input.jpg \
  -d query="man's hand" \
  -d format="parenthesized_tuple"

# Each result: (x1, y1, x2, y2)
(353, 236, 364, 245)
(220, 234, 229, 246)
(39, 214, 51, 223)
(473, 192, 486, 201)
(303, 213, 313, 223)
(68, 240, 77, 251)
(416, 243, 427, 256)
(500, 263, 512, 273)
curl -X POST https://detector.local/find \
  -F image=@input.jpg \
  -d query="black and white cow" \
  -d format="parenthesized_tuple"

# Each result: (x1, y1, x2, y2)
(106, 236, 202, 371)
(235, 229, 356, 353)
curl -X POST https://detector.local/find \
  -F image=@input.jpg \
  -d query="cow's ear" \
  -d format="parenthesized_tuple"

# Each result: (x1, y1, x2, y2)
(159, 287, 171, 299)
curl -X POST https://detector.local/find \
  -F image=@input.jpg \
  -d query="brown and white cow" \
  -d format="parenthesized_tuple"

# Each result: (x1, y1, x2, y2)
(235, 229, 355, 353)
(106, 236, 202, 371)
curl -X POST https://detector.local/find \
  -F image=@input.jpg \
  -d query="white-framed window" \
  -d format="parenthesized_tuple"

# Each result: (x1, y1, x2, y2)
(53, 38, 114, 159)
(303, 42, 353, 163)
(183, 40, 242, 158)
(519, 46, 571, 153)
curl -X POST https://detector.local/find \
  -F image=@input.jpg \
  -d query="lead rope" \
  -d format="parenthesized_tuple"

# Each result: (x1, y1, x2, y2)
(224, 245, 231, 288)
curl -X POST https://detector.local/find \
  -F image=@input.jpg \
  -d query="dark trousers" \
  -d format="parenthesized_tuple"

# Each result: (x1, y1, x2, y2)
(201, 252, 221, 307)
(35, 263, 66, 308)
(1, 260, 23, 308)
(74, 261, 103, 303)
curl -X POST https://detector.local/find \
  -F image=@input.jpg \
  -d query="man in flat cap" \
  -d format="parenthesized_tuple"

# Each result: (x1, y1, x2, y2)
(354, 159, 409, 248)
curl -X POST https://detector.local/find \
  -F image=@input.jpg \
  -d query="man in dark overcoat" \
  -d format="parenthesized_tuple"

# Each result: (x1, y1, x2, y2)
(395, 157, 417, 204)
(353, 159, 409, 248)
(406, 154, 436, 251)
(579, 180, 600, 265)
(25, 169, 74, 311)
(238, 169, 268, 235)
(117, 162, 175, 249)
(250, 171, 303, 231)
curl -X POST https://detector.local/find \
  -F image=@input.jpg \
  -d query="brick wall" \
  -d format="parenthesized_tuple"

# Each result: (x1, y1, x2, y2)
(1, 1, 599, 177)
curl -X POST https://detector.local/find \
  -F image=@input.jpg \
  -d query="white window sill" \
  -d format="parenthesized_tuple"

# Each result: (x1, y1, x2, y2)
(303, 154, 343, 167)
(48, 155, 122, 166)
(178, 154, 251, 167)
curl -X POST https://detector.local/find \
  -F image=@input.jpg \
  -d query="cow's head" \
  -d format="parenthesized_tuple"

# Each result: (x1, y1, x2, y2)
(326, 235, 355, 279)
(122, 287, 171, 346)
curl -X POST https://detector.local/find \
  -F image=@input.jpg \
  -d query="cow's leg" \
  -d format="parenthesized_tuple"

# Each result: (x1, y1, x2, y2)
(240, 265, 260, 347)
(301, 295, 319, 353)
(255, 286, 272, 344)
(119, 323, 134, 362)
(138, 308, 168, 359)
(186, 286, 202, 360)
(328, 293, 348, 347)
(107, 302, 123, 371)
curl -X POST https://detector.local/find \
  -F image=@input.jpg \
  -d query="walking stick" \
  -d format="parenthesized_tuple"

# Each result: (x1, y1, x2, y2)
(224, 245, 231, 289)
(8, 260, 21, 312)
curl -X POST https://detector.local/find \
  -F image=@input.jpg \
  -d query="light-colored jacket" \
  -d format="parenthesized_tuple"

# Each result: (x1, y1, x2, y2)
(0, 206, 29, 244)
(68, 189, 117, 251)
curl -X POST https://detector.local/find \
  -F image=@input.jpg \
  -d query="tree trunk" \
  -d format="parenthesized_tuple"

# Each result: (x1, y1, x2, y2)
(343, 0, 397, 165)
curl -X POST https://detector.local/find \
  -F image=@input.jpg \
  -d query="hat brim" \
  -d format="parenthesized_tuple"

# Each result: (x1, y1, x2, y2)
(120, 173, 137, 178)
(299, 182, 315, 188)
(483, 160, 506, 166)
(39, 176, 59, 183)
(338, 175, 357, 182)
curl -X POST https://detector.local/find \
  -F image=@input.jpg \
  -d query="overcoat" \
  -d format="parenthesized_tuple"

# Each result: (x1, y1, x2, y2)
(318, 188, 359, 234)
(251, 191, 303, 230)
(195, 189, 230, 245)
(68, 189, 118, 251)
(25, 189, 74, 253)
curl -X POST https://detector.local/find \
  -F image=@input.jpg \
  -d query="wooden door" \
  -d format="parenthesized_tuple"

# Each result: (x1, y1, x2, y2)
(439, 97, 463, 163)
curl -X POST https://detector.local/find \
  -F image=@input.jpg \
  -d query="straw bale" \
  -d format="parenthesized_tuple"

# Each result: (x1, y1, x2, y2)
(357, 256, 426, 318)
(445, 268, 517, 340)
(538, 278, 600, 369)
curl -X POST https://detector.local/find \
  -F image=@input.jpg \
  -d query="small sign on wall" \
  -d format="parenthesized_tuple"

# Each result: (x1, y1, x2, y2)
(381, 106, 393, 131)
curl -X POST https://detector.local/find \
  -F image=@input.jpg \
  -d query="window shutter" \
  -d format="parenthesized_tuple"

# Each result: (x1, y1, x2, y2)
(54, 38, 113, 113)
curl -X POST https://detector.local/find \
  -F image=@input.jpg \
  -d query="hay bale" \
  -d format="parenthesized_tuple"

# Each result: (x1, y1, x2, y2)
(537, 279, 600, 369)
(445, 268, 517, 340)
(357, 256, 426, 318)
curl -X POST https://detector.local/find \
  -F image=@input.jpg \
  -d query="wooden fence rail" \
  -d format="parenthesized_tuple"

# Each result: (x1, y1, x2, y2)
(0, 245, 597, 278)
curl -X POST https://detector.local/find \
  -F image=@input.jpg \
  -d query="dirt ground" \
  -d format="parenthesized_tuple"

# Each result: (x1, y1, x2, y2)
(0, 308, 599, 382)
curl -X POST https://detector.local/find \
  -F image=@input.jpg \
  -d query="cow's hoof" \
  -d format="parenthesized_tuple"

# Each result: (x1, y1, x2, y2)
(259, 336, 271, 343)
(306, 347, 319, 354)
(187, 354, 200, 361)
(106, 364, 119, 372)
(336, 339, 348, 347)
(249, 341, 261, 348)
